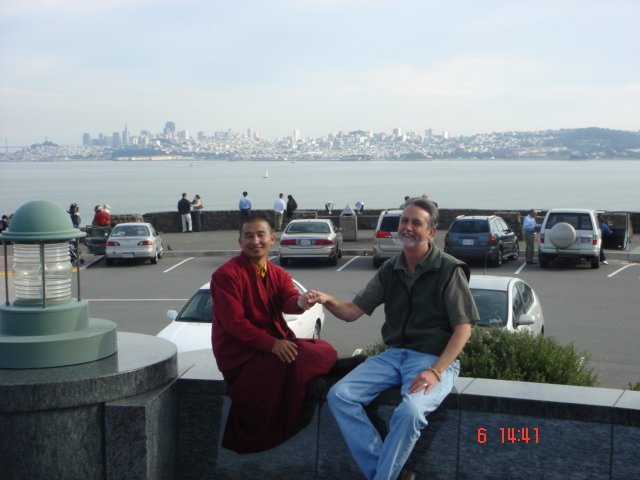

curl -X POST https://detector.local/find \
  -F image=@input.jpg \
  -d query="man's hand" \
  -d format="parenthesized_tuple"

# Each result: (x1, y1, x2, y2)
(306, 289, 365, 322)
(408, 369, 440, 395)
(306, 289, 331, 305)
(272, 339, 298, 363)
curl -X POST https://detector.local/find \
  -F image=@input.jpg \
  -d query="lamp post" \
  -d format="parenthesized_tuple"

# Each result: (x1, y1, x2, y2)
(0, 200, 117, 368)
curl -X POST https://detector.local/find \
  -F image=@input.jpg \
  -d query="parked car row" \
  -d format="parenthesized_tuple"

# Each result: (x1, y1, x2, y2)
(373, 208, 631, 271)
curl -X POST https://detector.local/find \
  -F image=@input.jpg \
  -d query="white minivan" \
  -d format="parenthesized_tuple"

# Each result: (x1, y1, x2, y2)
(538, 209, 601, 269)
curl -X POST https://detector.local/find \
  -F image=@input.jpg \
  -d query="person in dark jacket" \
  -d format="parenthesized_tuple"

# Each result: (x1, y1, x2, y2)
(178, 193, 192, 232)
(598, 214, 611, 265)
(286, 194, 297, 222)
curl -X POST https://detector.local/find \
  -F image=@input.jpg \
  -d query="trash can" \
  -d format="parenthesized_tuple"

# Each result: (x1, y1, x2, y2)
(340, 205, 358, 241)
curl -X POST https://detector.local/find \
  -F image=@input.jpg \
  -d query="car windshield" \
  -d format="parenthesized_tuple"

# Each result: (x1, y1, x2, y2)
(112, 225, 150, 237)
(471, 289, 508, 327)
(286, 222, 330, 234)
(450, 220, 489, 234)
(177, 290, 213, 323)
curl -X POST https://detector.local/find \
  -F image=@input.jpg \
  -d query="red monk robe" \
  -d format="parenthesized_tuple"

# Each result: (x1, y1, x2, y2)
(211, 252, 337, 454)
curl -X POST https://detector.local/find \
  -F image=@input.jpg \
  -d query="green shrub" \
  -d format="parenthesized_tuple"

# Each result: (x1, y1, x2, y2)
(361, 327, 599, 387)
(629, 382, 640, 391)
(461, 327, 598, 387)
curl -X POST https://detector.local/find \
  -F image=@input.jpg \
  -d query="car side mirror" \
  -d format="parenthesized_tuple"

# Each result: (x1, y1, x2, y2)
(517, 314, 535, 326)
(336, 227, 345, 232)
(157, 231, 163, 235)
(167, 310, 178, 321)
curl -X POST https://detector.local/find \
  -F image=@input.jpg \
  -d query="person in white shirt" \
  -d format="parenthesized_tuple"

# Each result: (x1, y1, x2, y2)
(273, 193, 286, 231)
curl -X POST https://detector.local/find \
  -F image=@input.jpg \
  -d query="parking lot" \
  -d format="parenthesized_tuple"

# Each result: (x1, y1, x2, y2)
(73, 234, 640, 391)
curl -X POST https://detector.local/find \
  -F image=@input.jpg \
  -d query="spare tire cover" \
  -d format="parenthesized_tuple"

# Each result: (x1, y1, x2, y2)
(549, 222, 576, 249)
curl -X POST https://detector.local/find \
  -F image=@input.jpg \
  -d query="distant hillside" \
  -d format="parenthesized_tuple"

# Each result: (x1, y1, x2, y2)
(545, 128, 640, 157)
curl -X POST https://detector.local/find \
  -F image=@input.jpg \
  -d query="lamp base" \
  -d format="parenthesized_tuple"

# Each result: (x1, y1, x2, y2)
(0, 318, 117, 368)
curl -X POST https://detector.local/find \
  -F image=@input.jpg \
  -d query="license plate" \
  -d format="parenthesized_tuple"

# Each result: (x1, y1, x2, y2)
(300, 239, 312, 246)
(462, 239, 475, 246)
(123, 253, 135, 258)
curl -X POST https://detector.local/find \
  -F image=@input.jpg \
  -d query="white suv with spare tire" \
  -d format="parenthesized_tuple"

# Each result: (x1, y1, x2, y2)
(538, 208, 601, 269)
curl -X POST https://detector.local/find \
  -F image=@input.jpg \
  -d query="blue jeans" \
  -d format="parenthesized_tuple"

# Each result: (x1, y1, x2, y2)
(191, 210, 203, 231)
(327, 347, 459, 480)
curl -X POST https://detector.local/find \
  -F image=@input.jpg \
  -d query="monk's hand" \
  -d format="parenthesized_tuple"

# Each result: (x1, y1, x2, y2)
(296, 294, 311, 311)
(272, 339, 298, 363)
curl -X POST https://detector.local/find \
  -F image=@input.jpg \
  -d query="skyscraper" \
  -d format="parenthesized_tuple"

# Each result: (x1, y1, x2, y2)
(164, 121, 176, 136)
(82, 133, 91, 146)
(122, 123, 130, 145)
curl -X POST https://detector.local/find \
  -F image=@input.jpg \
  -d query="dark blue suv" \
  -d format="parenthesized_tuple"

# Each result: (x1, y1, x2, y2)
(444, 215, 519, 267)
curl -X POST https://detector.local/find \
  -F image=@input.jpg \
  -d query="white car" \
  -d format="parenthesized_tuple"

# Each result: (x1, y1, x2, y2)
(157, 280, 326, 353)
(469, 275, 545, 335)
(279, 219, 343, 266)
(105, 222, 163, 266)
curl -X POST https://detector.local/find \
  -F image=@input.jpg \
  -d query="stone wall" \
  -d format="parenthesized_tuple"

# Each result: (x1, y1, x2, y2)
(175, 350, 640, 480)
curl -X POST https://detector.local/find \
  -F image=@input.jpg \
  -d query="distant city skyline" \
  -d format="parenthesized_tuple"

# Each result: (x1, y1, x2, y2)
(1, 0, 639, 147)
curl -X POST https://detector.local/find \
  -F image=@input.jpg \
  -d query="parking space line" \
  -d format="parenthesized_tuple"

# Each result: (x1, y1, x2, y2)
(163, 257, 193, 273)
(337, 257, 360, 271)
(607, 264, 637, 278)
(514, 262, 526, 275)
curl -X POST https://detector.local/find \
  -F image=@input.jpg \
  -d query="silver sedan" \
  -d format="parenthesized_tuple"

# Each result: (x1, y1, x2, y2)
(105, 222, 164, 266)
(279, 219, 343, 266)
(469, 275, 545, 335)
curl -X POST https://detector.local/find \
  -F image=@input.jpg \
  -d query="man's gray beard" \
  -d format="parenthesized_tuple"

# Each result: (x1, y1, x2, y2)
(399, 233, 429, 249)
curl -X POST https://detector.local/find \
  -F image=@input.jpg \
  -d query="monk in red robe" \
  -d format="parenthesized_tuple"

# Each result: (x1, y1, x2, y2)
(211, 215, 338, 454)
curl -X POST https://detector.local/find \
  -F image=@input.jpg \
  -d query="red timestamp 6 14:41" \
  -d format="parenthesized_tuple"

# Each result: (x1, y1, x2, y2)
(477, 428, 539, 443)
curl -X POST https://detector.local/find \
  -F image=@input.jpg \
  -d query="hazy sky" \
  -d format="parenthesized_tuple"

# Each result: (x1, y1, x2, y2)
(1, 0, 639, 146)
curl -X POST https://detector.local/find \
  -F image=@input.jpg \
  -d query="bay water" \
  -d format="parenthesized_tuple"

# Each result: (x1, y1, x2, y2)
(2, 159, 639, 217)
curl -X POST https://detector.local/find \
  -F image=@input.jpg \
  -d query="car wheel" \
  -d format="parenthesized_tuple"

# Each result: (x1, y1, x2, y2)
(158, 244, 164, 259)
(549, 222, 576, 249)
(510, 240, 519, 260)
(590, 256, 599, 269)
(539, 253, 549, 268)
(328, 252, 338, 266)
(106, 257, 114, 266)
(491, 249, 503, 267)
(313, 321, 321, 339)
(337, 248, 343, 259)
(373, 257, 382, 268)
(151, 252, 158, 264)
(280, 257, 289, 267)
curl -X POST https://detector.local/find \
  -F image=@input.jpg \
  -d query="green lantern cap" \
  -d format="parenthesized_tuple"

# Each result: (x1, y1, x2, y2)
(0, 200, 86, 242)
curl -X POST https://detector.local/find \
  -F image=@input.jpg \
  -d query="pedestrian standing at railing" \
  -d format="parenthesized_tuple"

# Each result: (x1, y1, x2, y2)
(69, 203, 81, 228)
(523, 209, 540, 264)
(191, 194, 204, 231)
(273, 193, 286, 231)
(239, 191, 252, 223)
(178, 192, 192, 233)
(286, 194, 297, 222)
